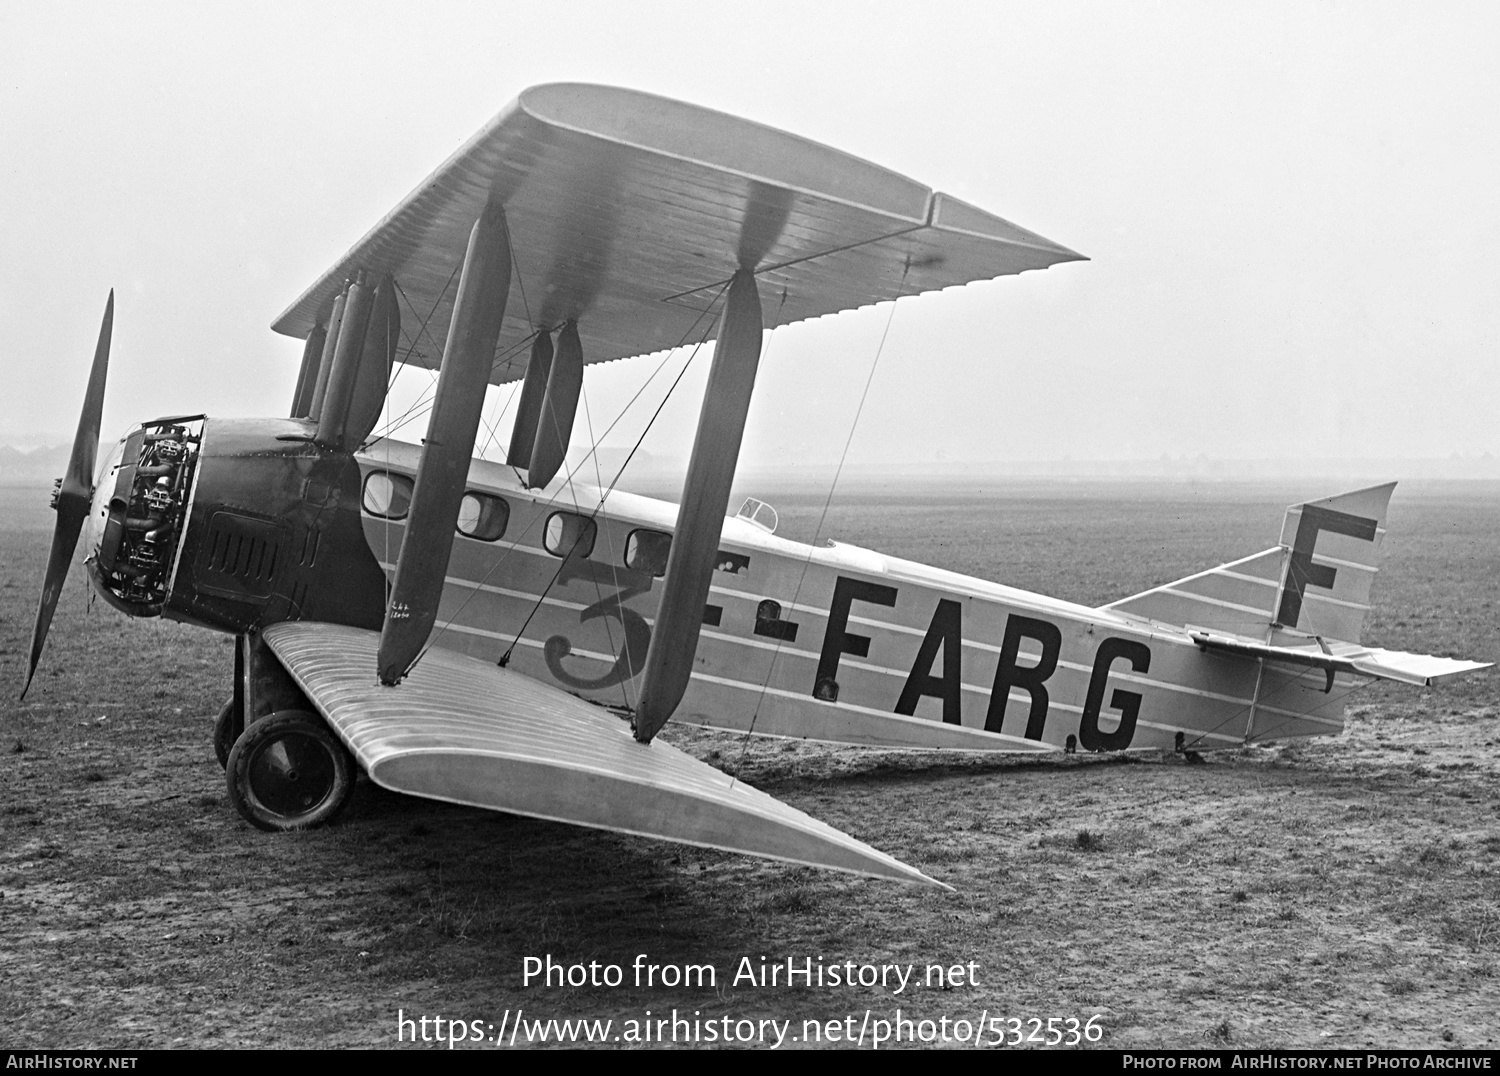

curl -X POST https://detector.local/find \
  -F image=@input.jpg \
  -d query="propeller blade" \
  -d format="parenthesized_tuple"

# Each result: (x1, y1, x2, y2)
(21, 292, 113, 699)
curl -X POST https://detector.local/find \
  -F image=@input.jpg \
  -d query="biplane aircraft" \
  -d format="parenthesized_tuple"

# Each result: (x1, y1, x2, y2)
(23, 84, 1488, 889)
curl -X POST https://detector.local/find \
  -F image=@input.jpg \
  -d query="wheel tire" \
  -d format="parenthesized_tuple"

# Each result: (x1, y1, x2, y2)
(226, 710, 355, 832)
(213, 697, 241, 770)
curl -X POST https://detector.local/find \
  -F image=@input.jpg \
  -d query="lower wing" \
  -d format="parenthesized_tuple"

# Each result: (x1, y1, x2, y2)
(262, 622, 945, 889)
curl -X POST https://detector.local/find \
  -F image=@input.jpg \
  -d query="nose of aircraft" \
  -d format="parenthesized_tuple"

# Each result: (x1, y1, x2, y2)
(82, 416, 198, 621)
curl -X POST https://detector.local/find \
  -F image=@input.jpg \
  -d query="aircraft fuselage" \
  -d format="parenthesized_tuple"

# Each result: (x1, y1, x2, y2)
(354, 441, 1352, 753)
(85, 416, 1353, 753)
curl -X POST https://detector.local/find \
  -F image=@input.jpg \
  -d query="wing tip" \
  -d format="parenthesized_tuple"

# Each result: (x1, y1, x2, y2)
(929, 191, 1087, 263)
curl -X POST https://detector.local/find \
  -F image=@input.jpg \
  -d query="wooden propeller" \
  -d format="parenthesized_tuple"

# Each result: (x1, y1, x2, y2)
(21, 292, 113, 699)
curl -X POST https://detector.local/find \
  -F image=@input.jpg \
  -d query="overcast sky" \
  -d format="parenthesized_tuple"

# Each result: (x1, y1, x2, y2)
(4, 2, 1496, 473)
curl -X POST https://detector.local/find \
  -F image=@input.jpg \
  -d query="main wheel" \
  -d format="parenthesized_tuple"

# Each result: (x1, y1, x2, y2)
(213, 697, 242, 770)
(226, 710, 355, 831)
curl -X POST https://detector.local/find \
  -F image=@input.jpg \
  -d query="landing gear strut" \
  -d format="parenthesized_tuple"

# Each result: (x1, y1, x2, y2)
(213, 696, 242, 770)
(215, 635, 250, 769)
(225, 710, 355, 831)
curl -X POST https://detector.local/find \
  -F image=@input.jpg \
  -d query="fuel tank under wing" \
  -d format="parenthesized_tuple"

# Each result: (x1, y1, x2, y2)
(261, 621, 944, 888)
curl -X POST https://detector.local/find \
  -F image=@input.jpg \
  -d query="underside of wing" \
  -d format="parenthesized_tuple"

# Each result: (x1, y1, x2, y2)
(271, 83, 1083, 381)
(261, 621, 945, 888)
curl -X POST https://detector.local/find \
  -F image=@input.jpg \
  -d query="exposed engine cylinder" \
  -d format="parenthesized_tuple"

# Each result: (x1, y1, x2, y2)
(92, 419, 201, 614)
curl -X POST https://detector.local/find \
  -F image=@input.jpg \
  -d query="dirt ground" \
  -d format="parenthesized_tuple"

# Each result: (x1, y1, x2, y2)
(2, 479, 1497, 1049)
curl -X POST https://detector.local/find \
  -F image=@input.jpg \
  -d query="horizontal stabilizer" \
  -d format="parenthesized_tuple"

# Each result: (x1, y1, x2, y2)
(262, 622, 944, 888)
(1188, 629, 1490, 687)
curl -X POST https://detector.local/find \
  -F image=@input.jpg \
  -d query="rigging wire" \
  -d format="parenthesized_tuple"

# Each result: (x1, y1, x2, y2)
(1178, 659, 1363, 751)
(577, 381, 631, 710)
(475, 225, 537, 464)
(370, 330, 542, 445)
(736, 265, 908, 769)
(377, 266, 463, 616)
(363, 275, 461, 447)
(374, 259, 534, 448)
(486, 291, 727, 674)
(407, 283, 729, 680)
(476, 381, 522, 463)
(379, 270, 466, 433)
(394, 267, 461, 364)
(1175, 579, 1373, 751)
(1167, 527, 1384, 751)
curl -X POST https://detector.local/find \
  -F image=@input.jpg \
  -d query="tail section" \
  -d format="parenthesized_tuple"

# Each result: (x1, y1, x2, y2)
(1271, 482, 1393, 643)
(1102, 546, 1285, 637)
(1105, 483, 1485, 726)
(1105, 483, 1395, 645)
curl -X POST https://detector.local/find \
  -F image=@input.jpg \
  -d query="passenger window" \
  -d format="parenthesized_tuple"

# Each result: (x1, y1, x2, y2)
(625, 529, 671, 577)
(456, 492, 509, 542)
(362, 471, 414, 519)
(544, 512, 596, 559)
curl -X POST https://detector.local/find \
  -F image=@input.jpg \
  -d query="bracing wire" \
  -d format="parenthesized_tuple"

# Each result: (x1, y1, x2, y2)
(577, 381, 631, 710)
(376, 265, 463, 614)
(475, 225, 537, 464)
(736, 265, 909, 766)
(364, 275, 462, 446)
(373, 330, 542, 445)
(406, 283, 729, 680)
(484, 292, 727, 674)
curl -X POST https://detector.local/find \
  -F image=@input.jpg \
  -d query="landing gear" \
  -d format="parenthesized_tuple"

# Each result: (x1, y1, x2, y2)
(213, 696, 242, 770)
(225, 710, 355, 831)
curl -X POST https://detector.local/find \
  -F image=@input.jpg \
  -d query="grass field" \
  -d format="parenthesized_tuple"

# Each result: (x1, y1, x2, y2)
(2, 477, 1497, 1049)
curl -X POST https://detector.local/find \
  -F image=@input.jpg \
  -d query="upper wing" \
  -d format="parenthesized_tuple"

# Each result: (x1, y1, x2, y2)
(271, 83, 1083, 382)
(262, 621, 945, 888)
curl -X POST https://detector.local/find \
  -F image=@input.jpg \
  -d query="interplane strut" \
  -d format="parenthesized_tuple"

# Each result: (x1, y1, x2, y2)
(634, 268, 764, 742)
(377, 201, 512, 685)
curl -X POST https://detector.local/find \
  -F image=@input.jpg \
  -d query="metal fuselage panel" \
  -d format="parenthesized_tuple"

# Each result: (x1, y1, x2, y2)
(163, 418, 386, 634)
(355, 442, 1352, 752)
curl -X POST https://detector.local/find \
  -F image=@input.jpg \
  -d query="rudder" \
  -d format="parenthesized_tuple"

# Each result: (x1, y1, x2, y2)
(1104, 483, 1395, 645)
(1272, 482, 1393, 643)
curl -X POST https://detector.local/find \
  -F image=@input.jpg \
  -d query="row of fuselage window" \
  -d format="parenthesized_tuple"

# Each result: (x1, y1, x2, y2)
(360, 469, 671, 575)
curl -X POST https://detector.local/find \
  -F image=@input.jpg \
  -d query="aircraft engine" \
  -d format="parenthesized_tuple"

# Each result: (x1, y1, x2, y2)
(85, 418, 202, 617)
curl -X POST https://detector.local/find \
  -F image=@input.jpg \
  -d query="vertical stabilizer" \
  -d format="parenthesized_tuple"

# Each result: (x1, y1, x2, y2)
(1105, 483, 1395, 645)
(1271, 483, 1393, 644)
